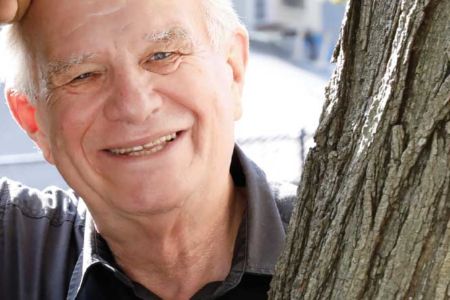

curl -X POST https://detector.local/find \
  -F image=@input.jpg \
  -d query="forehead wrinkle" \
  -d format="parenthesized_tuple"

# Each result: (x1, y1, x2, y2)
(86, 2, 126, 18)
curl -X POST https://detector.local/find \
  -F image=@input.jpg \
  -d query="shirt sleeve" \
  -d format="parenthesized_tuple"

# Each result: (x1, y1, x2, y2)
(0, 177, 85, 300)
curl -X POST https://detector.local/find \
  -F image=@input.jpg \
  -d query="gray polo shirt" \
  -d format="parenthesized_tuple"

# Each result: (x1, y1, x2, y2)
(1, 146, 296, 300)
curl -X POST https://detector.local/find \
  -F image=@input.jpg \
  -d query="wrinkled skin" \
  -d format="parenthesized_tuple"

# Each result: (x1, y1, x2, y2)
(19, 0, 245, 217)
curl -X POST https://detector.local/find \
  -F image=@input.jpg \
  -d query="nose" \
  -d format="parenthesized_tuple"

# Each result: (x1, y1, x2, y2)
(103, 69, 163, 124)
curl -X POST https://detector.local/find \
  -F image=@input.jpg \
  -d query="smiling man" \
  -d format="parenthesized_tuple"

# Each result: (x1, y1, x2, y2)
(0, 0, 295, 299)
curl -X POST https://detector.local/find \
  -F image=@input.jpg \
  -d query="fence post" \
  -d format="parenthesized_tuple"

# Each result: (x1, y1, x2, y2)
(299, 129, 306, 170)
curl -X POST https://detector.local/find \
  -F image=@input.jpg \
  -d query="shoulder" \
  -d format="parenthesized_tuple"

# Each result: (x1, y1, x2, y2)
(0, 178, 86, 298)
(268, 180, 297, 231)
(0, 177, 85, 226)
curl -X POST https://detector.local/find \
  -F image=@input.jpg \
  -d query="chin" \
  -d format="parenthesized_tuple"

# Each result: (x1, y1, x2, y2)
(109, 185, 188, 215)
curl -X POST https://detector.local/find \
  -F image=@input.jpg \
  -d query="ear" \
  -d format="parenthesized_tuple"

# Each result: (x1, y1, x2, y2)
(6, 90, 39, 133)
(6, 89, 55, 164)
(226, 26, 249, 121)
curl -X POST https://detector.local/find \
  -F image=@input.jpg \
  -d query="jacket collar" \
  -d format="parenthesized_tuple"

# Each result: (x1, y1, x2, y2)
(231, 146, 286, 274)
(67, 145, 287, 299)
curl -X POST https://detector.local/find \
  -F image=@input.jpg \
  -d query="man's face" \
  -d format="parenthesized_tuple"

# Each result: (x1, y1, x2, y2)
(22, 0, 245, 215)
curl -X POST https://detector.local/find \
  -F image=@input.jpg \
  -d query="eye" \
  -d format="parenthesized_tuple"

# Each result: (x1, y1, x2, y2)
(144, 51, 182, 75)
(150, 52, 174, 61)
(71, 72, 95, 83)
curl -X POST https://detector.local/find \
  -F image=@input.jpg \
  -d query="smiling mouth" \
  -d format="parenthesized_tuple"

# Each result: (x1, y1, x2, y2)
(107, 132, 178, 156)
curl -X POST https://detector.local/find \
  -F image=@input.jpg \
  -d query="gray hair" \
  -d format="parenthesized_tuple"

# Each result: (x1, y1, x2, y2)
(202, 0, 242, 49)
(0, 0, 242, 103)
(0, 24, 36, 101)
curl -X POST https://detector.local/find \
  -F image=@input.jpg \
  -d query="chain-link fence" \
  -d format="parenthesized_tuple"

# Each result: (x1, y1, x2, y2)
(0, 130, 314, 189)
(237, 129, 313, 184)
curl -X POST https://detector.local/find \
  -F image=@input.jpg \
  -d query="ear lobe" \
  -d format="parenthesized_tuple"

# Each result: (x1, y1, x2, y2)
(226, 26, 249, 121)
(6, 90, 39, 134)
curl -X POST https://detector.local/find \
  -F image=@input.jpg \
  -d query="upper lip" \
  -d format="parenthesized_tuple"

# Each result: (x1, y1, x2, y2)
(103, 131, 181, 152)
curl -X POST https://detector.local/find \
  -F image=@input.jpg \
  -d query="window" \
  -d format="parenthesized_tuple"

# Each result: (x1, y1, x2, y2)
(255, 0, 266, 20)
(283, 0, 304, 8)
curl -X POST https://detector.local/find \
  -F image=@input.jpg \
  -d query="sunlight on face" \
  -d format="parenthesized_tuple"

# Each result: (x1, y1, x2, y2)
(22, 0, 243, 216)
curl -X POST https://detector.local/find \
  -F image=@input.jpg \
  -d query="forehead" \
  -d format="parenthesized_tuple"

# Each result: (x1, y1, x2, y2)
(22, 0, 206, 60)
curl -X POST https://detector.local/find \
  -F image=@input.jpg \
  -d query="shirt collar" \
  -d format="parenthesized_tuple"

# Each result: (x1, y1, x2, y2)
(231, 146, 286, 275)
(67, 145, 287, 299)
(67, 213, 128, 300)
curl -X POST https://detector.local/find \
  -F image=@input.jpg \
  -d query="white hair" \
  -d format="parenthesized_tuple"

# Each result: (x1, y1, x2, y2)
(0, 0, 243, 102)
(202, 0, 242, 49)
(0, 24, 37, 101)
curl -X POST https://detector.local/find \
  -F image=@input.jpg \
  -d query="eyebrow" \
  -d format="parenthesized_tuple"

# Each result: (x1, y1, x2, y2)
(143, 27, 193, 44)
(43, 53, 97, 84)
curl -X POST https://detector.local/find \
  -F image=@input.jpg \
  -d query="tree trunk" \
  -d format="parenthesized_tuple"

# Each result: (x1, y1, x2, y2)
(269, 0, 450, 299)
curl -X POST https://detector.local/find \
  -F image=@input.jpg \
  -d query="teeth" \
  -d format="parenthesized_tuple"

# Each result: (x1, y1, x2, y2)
(142, 132, 176, 149)
(128, 145, 164, 156)
(109, 132, 177, 156)
(131, 145, 144, 152)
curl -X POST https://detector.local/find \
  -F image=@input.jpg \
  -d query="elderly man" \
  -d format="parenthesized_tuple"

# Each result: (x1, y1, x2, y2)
(0, 0, 295, 299)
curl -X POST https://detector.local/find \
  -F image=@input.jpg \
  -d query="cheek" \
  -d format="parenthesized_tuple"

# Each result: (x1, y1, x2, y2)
(170, 60, 235, 117)
(46, 96, 99, 155)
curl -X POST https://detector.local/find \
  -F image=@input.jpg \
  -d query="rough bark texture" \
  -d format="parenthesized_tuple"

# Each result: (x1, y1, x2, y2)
(269, 0, 450, 299)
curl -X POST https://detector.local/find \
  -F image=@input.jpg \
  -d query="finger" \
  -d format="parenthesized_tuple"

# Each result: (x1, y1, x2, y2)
(0, 0, 18, 23)
(11, 0, 30, 22)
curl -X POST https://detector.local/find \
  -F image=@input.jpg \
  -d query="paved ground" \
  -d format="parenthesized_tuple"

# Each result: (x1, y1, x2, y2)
(0, 49, 329, 189)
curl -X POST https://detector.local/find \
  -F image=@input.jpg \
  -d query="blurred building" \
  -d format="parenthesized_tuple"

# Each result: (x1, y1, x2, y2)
(233, 0, 346, 64)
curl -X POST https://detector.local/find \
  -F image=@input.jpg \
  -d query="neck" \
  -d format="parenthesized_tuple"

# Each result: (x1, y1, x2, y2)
(91, 175, 246, 300)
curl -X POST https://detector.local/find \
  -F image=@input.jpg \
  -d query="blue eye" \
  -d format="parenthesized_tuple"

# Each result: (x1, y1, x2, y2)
(151, 52, 173, 61)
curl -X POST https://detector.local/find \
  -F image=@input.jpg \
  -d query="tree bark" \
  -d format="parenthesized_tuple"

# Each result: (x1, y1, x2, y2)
(269, 0, 450, 299)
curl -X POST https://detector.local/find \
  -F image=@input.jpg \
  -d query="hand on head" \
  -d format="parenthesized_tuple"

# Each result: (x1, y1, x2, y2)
(0, 0, 30, 23)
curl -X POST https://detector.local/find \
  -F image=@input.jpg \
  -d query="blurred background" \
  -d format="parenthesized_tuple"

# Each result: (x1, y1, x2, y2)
(0, 0, 346, 189)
